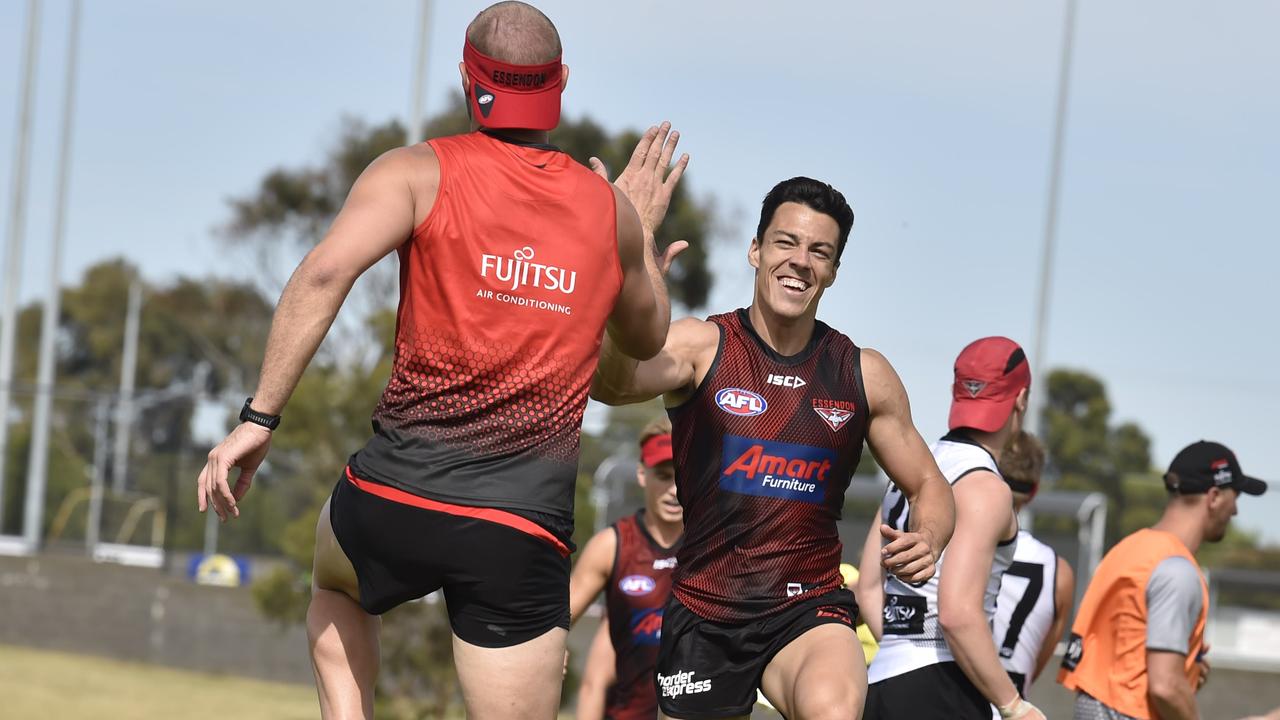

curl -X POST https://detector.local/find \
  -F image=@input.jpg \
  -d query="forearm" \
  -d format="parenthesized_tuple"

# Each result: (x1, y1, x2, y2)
(1149, 684, 1198, 720)
(251, 265, 351, 414)
(906, 475, 955, 557)
(592, 334, 648, 405)
(575, 678, 609, 720)
(942, 607, 1021, 706)
(857, 524, 886, 640)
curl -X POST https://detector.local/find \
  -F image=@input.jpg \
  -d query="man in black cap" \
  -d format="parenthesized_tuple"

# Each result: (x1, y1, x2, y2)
(1059, 441, 1267, 720)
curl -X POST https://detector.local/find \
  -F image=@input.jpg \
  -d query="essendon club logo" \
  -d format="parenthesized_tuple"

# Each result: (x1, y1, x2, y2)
(813, 399, 856, 432)
(715, 388, 767, 417)
(719, 434, 837, 503)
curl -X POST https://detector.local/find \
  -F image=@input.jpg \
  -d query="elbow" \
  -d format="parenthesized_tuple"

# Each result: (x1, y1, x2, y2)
(1146, 676, 1184, 706)
(937, 602, 980, 640)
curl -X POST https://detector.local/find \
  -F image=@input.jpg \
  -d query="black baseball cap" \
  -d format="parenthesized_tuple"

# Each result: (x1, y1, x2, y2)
(1163, 440, 1268, 496)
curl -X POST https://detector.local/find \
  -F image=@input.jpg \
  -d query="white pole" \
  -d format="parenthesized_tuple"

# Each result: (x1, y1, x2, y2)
(25, 0, 83, 550)
(0, 0, 43, 529)
(111, 281, 142, 493)
(86, 396, 108, 550)
(406, 0, 433, 146)
(1027, 0, 1078, 437)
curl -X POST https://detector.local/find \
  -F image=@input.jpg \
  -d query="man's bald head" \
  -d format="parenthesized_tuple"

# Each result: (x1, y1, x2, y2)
(467, 2, 562, 64)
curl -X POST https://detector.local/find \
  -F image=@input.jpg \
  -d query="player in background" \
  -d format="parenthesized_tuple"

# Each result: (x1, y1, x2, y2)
(859, 337, 1044, 720)
(1060, 440, 1268, 720)
(570, 417, 684, 720)
(196, 3, 687, 717)
(593, 175, 956, 720)
(989, 431, 1074, 711)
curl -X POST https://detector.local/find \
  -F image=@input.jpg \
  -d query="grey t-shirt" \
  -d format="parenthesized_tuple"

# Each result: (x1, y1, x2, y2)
(1072, 556, 1204, 720)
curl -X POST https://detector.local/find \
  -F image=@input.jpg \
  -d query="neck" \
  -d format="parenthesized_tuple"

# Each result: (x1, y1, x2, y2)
(951, 426, 1009, 463)
(1152, 505, 1206, 554)
(474, 123, 551, 145)
(747, 300, 817, 356)
(642, 508, 682, 548)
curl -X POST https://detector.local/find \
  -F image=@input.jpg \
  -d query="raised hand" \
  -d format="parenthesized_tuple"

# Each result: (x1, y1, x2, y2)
(880, 524, 941, 585)
(590, 121, 690, 240)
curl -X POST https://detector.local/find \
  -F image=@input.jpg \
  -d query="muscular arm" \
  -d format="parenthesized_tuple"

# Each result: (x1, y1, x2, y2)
(576, 619, 616, 720)
(856, 519, 886, 640)
(1148, 650, 1198, 720)
(1034, 556, 1075, 681)
(569, 527, 617, 625)
(604, 188, 670, 361)
(251, 146, 430, 413)
(591, 317, 718, 406)
(862, 348, 955, 582)
(937, 471, 1022, 708)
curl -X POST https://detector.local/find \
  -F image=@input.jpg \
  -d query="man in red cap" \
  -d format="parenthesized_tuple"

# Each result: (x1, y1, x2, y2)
(569, 417, 683, 720)
(859, 337, 1046, 720)
(195, 3, 689, 718)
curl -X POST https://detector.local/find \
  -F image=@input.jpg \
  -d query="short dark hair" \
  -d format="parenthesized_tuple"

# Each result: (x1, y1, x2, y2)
(755, 177, 855, 262)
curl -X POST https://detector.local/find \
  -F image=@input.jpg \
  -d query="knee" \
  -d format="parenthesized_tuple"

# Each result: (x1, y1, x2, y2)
(793, 685, 863, 720)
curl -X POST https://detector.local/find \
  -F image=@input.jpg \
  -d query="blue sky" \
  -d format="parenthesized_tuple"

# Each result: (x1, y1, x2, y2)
(2, 1, 1277, 542)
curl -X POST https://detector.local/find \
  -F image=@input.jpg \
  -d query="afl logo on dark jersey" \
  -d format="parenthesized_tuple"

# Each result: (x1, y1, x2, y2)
(715, 388, 767, 417)
(619, 575, 657, 596)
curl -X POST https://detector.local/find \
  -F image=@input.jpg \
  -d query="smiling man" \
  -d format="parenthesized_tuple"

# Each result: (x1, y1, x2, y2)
(591, 177, 956, 720)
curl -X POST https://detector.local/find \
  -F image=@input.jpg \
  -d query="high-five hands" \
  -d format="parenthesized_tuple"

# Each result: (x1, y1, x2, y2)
(590, 121, 690, 275)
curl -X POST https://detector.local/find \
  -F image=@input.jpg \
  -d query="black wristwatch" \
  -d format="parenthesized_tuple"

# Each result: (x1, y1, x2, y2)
(239, 397, 281, 431)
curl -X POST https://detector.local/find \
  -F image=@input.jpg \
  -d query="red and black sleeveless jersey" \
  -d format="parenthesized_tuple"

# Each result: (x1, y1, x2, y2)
(669, 309, 868, 622)
(604, 511, 679, 720)
(348, 131, 622, 522)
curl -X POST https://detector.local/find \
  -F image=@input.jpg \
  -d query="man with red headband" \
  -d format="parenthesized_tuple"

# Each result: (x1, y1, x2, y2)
(989, 431, 1075, 712)
(591, 176, 956, 720)
(195, 3, 688, 718)
(859, 337, 1045, 720)
(570, 417, 684, 720)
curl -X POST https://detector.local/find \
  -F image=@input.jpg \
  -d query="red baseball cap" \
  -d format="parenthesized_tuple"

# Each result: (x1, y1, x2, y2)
(463, 38, 564, 131)
(948, 337, 1031, 433)
(640, 433, 673, 467)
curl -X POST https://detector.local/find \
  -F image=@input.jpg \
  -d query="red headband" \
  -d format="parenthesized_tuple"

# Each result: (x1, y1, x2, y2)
(640, 434, 673, 468)
(463, 38, 563, 131)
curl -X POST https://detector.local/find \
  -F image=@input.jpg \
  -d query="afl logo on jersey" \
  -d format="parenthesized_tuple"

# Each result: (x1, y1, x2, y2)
(715, 388, 767, 417)
(619, 575, 657, 596)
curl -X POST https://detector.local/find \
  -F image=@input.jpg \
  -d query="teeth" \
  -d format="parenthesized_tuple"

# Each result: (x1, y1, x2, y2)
(779, 278, 808, 291)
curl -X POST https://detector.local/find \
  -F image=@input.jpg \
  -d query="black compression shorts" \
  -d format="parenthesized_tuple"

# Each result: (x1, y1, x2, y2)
(864, 661, 991, 720)
(329, 470, 570, 648)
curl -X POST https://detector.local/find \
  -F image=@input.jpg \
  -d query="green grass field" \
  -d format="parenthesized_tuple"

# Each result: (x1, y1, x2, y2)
(0, 644, 317, 719)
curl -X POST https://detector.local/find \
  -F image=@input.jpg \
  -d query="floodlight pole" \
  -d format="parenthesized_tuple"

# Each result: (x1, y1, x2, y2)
(406, 0, 434, 146)
(25, 0, 83, 550)
(0, 0, 42, 529)
(111, 281, 142, 493)
(1028, 0, 1078, 438)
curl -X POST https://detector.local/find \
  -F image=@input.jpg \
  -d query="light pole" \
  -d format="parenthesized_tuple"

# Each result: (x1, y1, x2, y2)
(406, 0, 434, 146)
(1028, 0, 1079, 437)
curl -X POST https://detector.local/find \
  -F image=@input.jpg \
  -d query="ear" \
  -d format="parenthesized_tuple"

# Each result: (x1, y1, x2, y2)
(1015, 387, 1030, 414)
(748, 237, 761, 270)
(636, 464, 647, 489)
(459, 61, 469, 91)
(824, 265, 838, 288)
(560, 64, 570, 93)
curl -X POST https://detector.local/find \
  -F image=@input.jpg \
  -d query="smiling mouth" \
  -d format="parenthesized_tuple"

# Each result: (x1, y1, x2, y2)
(777, 276, 811, 293)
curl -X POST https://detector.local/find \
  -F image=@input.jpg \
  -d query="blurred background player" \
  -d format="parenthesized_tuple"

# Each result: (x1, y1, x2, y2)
(195, 3, 686, 718)
(570, 417, 683, 720)
(990, 431, 1075, 711)
(1060, 440, 1268, 720)
(860, 337, 1044, 720)
(592, 176, 955, 720)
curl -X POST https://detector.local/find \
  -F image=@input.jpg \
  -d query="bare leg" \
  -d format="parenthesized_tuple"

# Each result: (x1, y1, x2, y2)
(453, 625, 568, 720)
(760, 623, 866, 720)
(308, 497, 381, 720)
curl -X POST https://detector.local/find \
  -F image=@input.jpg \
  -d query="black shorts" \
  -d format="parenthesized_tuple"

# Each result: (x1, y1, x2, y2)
(864, 661, 990, 720)
(654, 588, 859, 719)
(329, 471, 571, 648)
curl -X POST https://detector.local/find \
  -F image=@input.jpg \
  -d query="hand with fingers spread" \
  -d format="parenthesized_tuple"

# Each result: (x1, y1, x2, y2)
(880, 523, 940, 585)
(197, 422, 272, 522)
(589, 121, 690, 253)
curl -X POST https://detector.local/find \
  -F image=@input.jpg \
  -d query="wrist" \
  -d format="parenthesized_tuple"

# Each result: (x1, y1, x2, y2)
(239, 397, 281, 431)
(997, 696, 1035, 719)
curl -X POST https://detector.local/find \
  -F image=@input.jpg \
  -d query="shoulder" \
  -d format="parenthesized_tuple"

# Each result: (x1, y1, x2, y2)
(671, 317, 720, 350)
(857, 347, 906, 408)
(1148, 555, 1203, 597)
(579, 525, 620, 565)
(953, 468, 1012, 512)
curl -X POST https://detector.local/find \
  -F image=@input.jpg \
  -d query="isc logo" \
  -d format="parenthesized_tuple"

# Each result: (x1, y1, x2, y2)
(767, 374, 806, 388)
(715, 388, 767, 417)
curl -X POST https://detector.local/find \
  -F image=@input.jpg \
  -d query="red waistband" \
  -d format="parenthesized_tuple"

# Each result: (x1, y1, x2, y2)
(344, 467, 570, 557)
